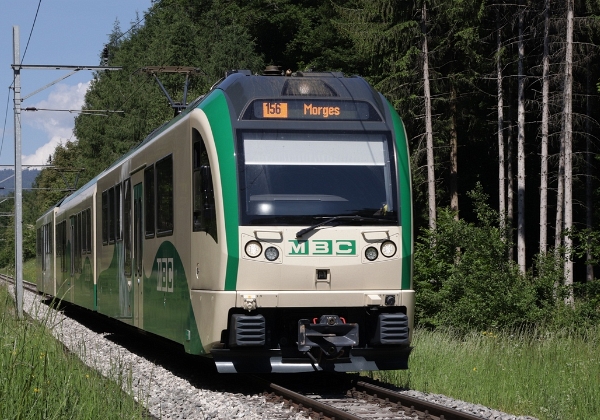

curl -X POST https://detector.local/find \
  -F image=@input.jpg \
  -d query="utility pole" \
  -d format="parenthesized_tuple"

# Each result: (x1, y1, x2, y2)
(12, 26, 23, 319)
(10, 26, 121, 319)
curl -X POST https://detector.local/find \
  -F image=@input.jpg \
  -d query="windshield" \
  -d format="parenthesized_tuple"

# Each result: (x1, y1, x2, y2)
(238, 131, 399, 226)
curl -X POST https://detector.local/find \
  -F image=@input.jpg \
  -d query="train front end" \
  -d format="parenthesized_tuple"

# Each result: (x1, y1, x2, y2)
(198, 71, 413, 373)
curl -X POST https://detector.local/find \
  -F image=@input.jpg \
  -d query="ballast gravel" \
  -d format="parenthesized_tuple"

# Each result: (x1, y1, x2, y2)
(13, 286, 536, 420)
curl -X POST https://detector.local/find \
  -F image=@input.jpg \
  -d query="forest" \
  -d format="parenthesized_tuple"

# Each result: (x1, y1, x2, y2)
(2, 0, 600, 331)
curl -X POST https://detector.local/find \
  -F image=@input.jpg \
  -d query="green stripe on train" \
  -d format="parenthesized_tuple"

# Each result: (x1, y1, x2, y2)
(388, 101, 413, 290)
(199, 91, 240, 291)
(96, 241, 204, 355)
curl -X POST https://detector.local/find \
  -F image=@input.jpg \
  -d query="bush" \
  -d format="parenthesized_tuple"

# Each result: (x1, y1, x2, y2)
(413, 185, 585, 332)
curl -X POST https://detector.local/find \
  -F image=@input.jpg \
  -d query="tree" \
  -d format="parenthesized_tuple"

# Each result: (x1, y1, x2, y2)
(497, 7, 506, 235)
(517, 0, 527, 273)
(539, 0, 550, 255)
(422, 0, 437, 229)
(563, 0, 574, 304)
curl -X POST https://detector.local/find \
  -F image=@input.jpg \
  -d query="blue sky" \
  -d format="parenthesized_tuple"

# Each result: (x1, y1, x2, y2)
(0, 0, 153, 167)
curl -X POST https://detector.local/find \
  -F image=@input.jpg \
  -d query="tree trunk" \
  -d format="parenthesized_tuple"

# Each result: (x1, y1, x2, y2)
(586, 65, 594, 282)
(423, 0, 437, 230)
(555, 130, 565, 252)
(450, 81, 458, 220)
(563, 0, 574, 305)
(517, 0, 526, 273)
(497, 9, 506, 235)
(508, 84, 515, 262)
(540, 0, 550, 255)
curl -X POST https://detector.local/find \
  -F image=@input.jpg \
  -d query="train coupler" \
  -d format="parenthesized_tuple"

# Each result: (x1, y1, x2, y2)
(298, 315, 358, 357)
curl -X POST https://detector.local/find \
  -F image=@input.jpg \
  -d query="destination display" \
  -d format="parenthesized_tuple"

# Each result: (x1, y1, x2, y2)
(247, 100, 381, 121)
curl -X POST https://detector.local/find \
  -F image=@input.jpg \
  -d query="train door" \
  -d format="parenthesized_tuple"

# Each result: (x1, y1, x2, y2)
(123, 178, 134, 321)
(133, 183, 144, 328)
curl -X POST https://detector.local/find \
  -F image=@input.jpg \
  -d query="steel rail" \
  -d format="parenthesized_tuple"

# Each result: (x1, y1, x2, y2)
(256, 377, 363, 420)
(353, 381, 484, 420)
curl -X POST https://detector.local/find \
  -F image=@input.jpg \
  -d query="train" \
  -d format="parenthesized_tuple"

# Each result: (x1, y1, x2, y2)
(36, 68, 414, 373)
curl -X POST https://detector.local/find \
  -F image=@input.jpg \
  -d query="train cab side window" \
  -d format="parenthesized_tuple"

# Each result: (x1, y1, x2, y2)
(102, 190, 109, 245)
(192, 129, 217, 242)
(145, 165, 155, 238)
(156, 155, 174, 236)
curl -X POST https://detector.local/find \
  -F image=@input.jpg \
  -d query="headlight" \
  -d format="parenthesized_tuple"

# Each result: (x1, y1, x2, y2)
(264, 246, 279, 261)
(380, 240, 397, 257)
(245, 240, 262, 258)
(365, 246, 378, 261)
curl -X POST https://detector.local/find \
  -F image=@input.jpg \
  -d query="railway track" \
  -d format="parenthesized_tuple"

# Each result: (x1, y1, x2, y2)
(256, 375, 485, 420)
(0, 273, 38, 294)
(2, 274, 487, 420)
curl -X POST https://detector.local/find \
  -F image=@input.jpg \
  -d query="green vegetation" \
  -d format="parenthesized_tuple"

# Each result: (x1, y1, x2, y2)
(0, 284, 146, 419)
(413, 186, 600, 333)
(374, 327, 600, 420)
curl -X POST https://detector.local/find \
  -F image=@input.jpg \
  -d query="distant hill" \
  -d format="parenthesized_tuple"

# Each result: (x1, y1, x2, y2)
(0, 169, 40, 195)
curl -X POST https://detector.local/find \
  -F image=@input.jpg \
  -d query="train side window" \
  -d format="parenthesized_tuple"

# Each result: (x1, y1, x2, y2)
(86, 208, 92, 253)
(108, 187, 115, 243)
(123, 178, 132, 277)
(60, 221, 67, 271)
(49, 223, 53, 255)
(44, 223, 53, 255)
(77, 212, 82, 272)
(144, 165, 155, 238)
(81, 210, 87, 254)
(102, 190, 109, 245)
(36, 228, 41, 260)
(192, 129, 217, 242)
(70, 216, 75, 275)
(156, 154, 174, 236)
(115, 183, 122, 241)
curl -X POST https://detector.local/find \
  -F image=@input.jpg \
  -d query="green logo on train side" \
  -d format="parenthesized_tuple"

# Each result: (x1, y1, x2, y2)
(288, 240, 356, 256)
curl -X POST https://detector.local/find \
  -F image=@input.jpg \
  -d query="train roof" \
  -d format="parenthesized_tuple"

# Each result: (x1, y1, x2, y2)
(52, 70, 388, 213)
(216, 70, 386, 119)
(116, 70, 386, 160)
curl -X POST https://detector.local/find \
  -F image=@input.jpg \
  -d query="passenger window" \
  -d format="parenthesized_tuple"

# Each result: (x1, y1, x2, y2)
(115, 183, 122, 241)
(102, 191, 108, 245)
(123, 179, 132, 277)
(108, 187, 115, 243)
(156, 155, 174, 236)
(144, 165, 155, 237)
(192, 129, 217, 242)
(86, 208, 92, 253)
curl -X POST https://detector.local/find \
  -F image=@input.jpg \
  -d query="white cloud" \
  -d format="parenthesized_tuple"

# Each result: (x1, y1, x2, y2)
(22, 82, 89, 165)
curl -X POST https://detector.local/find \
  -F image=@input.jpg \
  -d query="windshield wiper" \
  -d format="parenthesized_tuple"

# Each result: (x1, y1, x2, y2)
(296, 215, 390, 238)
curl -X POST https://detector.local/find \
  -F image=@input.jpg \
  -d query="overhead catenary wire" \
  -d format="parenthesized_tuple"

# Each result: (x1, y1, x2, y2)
(0, 86, 11, 162)
(21, 0, 43, 63)
(1, 4, 154, 165)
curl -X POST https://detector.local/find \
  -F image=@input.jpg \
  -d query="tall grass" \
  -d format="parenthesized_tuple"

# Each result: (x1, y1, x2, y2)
(0, 283, 146, 419)
(374, 328, 600, 420)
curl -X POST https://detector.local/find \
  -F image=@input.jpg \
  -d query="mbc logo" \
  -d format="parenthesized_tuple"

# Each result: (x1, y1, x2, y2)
(288, 240, 356, 256)
(156, 257, 174, 292)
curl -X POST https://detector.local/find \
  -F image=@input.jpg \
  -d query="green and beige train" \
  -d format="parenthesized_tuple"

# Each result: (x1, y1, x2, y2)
(36, 70, 414, 373)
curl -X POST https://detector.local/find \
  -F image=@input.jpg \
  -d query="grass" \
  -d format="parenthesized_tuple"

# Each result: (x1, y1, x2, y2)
(372, 328, 600, 420)
(0, 282, 147, 419)
(0, 258, 37, 284)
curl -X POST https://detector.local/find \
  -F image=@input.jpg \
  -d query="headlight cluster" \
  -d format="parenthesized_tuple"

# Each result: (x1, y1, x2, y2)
(365, 240, 397, 261)
(244, 240, 280, 261)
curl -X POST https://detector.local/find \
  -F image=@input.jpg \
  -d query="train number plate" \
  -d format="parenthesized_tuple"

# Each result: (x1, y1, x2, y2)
(262, 102, 288, 118)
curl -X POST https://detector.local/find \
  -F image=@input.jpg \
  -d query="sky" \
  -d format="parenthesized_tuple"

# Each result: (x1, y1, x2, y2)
(0, 0, 154, 168)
